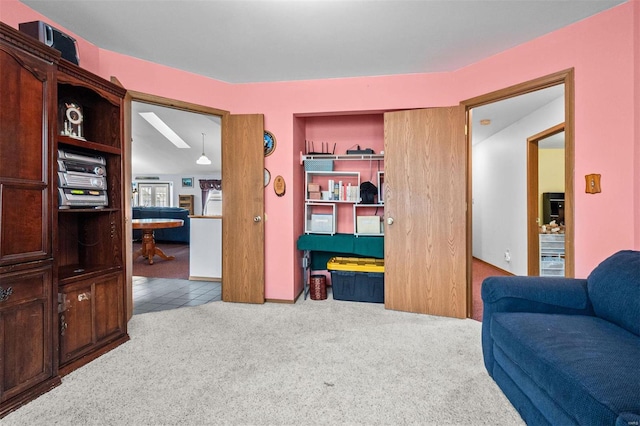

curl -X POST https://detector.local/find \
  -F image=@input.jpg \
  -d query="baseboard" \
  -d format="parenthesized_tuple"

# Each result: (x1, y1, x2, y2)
(265, 298, 296, 304)
(264, 286, 305, 304)
(188, 276, 221, 282)
(0, 375, 61, 419)
(473, 257, 515, 276)
(59, 334, 130, 377)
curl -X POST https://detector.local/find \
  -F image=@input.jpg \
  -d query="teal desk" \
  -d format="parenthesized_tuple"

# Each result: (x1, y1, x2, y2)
(296, 233, 384, 299)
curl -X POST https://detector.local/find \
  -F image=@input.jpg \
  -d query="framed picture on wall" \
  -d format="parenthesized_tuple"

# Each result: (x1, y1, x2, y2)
(264, 130, 276, 157)
(182, 177, 193, 188)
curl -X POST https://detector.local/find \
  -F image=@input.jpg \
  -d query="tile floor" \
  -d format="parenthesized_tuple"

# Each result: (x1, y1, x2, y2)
(132, 276, 221, 315)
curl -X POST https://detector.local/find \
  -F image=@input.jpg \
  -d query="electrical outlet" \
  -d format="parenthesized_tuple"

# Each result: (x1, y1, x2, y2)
(504, 249, 511, 262)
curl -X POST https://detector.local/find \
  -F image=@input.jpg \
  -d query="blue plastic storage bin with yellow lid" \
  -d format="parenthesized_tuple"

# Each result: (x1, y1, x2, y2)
(327, 257, 384, 303)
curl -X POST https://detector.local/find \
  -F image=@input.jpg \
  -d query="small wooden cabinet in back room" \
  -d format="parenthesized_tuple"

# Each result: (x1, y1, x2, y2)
(179, 194, 195, 215)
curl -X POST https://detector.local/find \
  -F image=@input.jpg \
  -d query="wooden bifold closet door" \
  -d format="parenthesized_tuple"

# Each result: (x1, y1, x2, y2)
(383, 106, 467, 318)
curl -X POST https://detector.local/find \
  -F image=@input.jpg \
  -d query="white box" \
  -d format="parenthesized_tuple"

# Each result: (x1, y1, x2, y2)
(357, 216, 381, 234)
(311, 214, 334, 233)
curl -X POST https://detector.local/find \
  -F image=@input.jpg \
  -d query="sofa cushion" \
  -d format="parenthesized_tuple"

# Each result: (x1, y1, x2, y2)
(587, 250, 640, 336)
(491, 312, 640, 425)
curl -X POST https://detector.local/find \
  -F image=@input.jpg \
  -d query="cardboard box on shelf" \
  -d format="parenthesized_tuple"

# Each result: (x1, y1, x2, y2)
(356, 216, 381, 234)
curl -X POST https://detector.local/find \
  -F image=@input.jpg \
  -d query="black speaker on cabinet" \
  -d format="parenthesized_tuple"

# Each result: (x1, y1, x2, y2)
(19, 21, 79, 65)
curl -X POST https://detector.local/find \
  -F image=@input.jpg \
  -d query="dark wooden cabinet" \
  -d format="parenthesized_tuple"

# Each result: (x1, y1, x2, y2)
(0, 23, 55, 266)
(0, 22, 128, 416)
(0, 264, 55, 402)
(0, 22, 61, 417)
(59, 272, 124, 368)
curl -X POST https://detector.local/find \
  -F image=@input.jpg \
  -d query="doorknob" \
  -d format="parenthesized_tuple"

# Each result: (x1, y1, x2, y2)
(254, 216, 262, 222)
(387, 217, 394, 225)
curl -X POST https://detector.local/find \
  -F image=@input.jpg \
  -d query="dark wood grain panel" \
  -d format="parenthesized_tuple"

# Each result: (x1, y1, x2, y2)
(0, 265, 53, 403)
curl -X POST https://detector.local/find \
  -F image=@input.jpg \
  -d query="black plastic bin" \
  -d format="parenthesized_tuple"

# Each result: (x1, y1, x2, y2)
(330, 270, 384, 303)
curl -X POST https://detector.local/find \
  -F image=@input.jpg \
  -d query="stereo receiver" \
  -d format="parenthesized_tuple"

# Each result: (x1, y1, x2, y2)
(58, 159, 106, 176)
(58, 188, 108, 209)
(58, 148, 105, 164)
(57, 171, 107, 190)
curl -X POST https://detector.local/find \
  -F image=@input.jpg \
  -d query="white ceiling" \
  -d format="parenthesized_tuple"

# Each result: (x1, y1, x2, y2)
(472, 84, 564, 147)
(20, 0, 625, 84)
(131, 102, 221, 176)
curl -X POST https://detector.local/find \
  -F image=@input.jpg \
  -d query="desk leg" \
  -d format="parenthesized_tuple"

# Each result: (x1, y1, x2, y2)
(301, 250, 310, 300)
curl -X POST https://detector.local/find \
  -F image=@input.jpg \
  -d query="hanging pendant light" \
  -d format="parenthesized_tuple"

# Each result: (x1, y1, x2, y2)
(196, 132, 211, 165)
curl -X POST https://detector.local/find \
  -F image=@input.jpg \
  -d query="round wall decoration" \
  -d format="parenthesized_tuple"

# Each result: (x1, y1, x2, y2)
(274, 175, 286, 197)
(264, 130, 276, 157)
(264, 168, 271, 187)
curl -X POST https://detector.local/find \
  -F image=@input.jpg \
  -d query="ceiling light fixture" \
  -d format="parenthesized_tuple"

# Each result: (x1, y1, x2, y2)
(139, 112, 190, 148)
(480, 119, 492, 126)
(197, 133, 212, 165)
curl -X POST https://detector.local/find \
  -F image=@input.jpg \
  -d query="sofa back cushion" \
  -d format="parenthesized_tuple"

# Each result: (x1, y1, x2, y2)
(587, 250, 640, 336)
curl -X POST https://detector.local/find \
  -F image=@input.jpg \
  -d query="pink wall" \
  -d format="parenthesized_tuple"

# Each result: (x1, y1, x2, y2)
(451, 2, 637, 275)
(635, 0, 640, 249)
(2, 0, 637, 301)
(232, 1, 638, 294)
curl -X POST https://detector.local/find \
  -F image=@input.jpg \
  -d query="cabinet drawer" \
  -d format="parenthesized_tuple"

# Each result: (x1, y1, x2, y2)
(0, 266, 50, 309)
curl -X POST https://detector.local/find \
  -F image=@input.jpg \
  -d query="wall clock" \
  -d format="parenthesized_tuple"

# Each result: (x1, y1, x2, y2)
(264, 130, 276, 157)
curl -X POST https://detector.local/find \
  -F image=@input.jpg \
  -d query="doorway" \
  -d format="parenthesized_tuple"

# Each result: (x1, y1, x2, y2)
(123, 92, 228, 318)
(462, 68, 575, 318)
(528, 124, 566, 276)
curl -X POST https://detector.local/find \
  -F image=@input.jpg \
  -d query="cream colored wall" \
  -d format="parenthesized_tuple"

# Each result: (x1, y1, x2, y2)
(538, 148, 565, 222)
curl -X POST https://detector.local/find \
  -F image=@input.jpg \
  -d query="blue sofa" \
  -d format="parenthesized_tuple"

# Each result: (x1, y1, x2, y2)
(482, 250, 640, 425)
(132, 206, 190, 243)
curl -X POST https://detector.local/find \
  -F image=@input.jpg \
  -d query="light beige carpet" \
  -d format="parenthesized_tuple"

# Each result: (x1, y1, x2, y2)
(4, 295, 523, 425)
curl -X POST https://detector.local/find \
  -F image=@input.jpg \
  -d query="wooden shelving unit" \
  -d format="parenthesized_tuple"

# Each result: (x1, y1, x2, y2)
(179, 194, 195, 215)
(55, 60, 129, 375)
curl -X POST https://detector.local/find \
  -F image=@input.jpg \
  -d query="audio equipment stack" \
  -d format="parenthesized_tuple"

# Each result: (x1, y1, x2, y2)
(57, 148, 108, 208)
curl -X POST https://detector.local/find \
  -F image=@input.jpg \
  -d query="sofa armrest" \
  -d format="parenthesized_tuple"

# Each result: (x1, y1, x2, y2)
(482, 276, 592, 312)
(481, 276, 593, 376)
